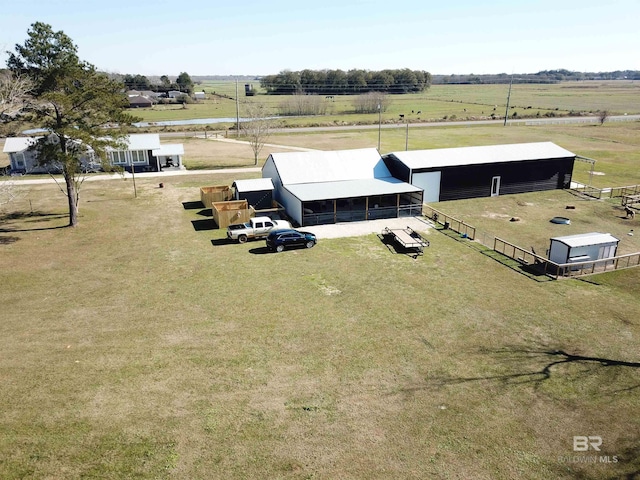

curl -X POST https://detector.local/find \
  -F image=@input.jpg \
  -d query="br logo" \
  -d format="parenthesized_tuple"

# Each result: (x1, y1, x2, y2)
(573, 436, 603, 451)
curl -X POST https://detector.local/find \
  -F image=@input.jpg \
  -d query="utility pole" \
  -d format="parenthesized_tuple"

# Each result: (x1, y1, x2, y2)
(405, 120, 409, 151)
(504, 73, 514, 126)
(377, 104, 381, 151)
(235, 79, 240, 138)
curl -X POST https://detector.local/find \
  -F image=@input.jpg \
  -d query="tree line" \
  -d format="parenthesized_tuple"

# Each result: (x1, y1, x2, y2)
(433, 69, 640, 84)
(117, 72, 195, 94)
(260, 69, 431, 95)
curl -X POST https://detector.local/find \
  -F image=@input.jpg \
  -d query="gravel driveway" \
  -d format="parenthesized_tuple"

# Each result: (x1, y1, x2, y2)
(302, 216, 433, 239)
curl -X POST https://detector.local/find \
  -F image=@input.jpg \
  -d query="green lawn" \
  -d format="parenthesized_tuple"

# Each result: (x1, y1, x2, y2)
(1, 163, 639, 478)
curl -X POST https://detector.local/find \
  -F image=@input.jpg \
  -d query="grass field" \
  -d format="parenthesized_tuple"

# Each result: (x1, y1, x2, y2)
(2, 117, 640, 478)
(131, 81, 640, 127)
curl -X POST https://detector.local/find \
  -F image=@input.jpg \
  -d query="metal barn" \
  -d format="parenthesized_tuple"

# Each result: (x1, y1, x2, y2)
(262, 148, 423, 227)
(548, 232, 619, 266)
(383, 142, 576, 202)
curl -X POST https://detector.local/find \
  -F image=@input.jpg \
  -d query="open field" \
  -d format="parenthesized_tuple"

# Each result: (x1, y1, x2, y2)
(1, 120, 640, 478)
(1, 162, 640, 478)
(131, 81, 640, 126)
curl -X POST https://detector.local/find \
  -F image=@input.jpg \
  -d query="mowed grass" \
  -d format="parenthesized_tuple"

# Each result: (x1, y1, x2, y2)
(1, 170, 639, 479)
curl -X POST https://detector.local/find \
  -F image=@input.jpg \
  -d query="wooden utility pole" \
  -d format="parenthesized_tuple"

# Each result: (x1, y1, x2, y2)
(235, 79, 240, 138)
(504, 73, 514, 126)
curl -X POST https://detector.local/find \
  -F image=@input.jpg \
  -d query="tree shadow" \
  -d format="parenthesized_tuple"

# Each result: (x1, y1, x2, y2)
(0, 211, 69, 232)
(414, 344, 640, 394)
(0, 235, 20, 244)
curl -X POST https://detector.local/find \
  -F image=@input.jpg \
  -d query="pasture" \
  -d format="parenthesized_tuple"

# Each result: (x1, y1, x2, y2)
(1, 120, 640, 478)
(132, 81, 640, 127)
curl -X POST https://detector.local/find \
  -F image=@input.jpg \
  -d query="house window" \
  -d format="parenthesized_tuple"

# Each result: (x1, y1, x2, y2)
(131, 151, 147, 164)
(13, 152, 26, 169)
(109, 151, 127, 165)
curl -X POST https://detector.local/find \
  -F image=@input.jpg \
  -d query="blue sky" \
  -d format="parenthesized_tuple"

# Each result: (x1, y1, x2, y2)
(1, 0, 638, 76)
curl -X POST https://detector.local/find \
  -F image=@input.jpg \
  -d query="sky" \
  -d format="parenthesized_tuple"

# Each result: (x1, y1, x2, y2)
(1, 0, 638, 77)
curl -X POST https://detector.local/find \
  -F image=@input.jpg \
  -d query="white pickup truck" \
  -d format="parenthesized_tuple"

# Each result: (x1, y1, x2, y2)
(226, 216, 291, 243)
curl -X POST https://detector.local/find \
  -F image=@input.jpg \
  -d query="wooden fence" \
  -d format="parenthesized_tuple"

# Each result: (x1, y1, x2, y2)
(493, 237, 640, 279)
(423, 205, 476, 240)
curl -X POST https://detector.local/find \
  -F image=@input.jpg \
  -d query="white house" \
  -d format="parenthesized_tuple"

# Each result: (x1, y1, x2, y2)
(4, 133, 184, 174)
(262, 148, 423, 226)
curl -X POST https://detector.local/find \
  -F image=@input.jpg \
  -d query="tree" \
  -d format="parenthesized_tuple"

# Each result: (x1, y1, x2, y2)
(6, 22, 139, 227)
(176, 72, 193, 94)
(0, 70, 33, 135)
(598, 109, 609, 126)
(241, 102, 276, 166)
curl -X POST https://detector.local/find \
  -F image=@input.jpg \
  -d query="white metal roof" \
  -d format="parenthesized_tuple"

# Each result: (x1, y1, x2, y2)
(388, 142, 576, 170)
(267, 148, 390, 185)
(122, 134, 161, 151)
(285, 177, 422, 202)
(233, 178, 274, 192)
(152, 143, 184, 156)
(3, 137, 37, 153)
(551, 232, 619, 248)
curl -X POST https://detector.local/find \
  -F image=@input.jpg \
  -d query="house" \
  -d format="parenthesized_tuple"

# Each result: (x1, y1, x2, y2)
(383, 142, 576, 202)
(3, 136, 97, 174)
(262, 148, 423, 226)
(4, 134, 184, 174)
(548, 232, 619, 266)
(232, 178, 274, 210)
(128, 95, 154, 108)
(168, 90, 182, 99)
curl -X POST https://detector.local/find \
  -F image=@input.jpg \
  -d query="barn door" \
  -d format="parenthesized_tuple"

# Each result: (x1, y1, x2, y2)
(491, 176, 501, 197)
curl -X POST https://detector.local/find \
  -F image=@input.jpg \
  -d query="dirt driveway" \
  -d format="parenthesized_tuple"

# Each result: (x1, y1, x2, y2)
(303, 216, 433, 239)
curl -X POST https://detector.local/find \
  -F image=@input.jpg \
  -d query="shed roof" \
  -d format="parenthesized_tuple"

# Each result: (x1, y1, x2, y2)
(3, 137, 36, 153)
(285, 177, 422, 202)
(266, 148, 390, 185)
(551, 232, 619, 248)
(233, 178, 274, 192)
(387, 142, 576, 170)
(152, 143, 184, 156)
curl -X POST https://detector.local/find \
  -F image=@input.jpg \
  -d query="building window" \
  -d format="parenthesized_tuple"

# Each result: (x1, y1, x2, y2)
(131, 151, 147, 164)
(109, 151, 127, 165)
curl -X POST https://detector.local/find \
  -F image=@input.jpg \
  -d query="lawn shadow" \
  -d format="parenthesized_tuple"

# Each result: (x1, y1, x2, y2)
(182, 201, 205, 210)
(0, 235, 20, 244)
(0, 212, 69, 232)
(192, 219, 218, 231)
(211, 238, 235, 247)
(412, 343, 640, 395)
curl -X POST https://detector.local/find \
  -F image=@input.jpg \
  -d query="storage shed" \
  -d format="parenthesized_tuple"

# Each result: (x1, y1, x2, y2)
(200, 185, 233, 209)
(548, 232, 619, 266)
(262, 148, 423, 226)
(232, 178, 274, 210)
(383, 142, 576, 202)
(212, 200, 254, 228)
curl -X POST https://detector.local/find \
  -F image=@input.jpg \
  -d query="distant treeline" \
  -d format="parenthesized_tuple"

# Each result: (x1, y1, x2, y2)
(433, 69, 640, 84)
(260, 69, 431, 95)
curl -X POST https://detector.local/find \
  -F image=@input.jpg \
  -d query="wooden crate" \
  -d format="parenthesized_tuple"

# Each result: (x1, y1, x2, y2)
(200, 185, 232, 209)
(212, 200, 255, 228)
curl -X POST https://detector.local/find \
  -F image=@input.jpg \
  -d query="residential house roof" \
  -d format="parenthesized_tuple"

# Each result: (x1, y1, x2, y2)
(152, 144, 184, 157)
(3, 137, 36, 153)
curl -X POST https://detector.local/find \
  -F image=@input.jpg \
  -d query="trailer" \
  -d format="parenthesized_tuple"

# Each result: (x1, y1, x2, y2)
(381, 226, 430, 257)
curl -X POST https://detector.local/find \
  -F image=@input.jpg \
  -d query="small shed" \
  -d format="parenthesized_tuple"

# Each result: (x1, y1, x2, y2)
(548, 232, 619, 265)
(200, 185, 233, 209)
(212, 200, 254, 228)
(232, 178, 274, 210)
(194, 91, 206, 100)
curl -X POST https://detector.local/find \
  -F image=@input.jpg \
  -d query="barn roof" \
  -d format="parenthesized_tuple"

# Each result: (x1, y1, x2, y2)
(387, 142, 576, 170)
(285, 177, 422, 202)
(551, 232, 619, 248)
(266, 148, 391, 185)
(233, 178, 274, 192)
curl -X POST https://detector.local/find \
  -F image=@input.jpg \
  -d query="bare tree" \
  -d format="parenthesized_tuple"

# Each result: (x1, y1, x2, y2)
(598, 109, 609, 126)
(0, 71, 32, 134)
(241, 102, 276, 166)
(352, 91, 390, 114)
